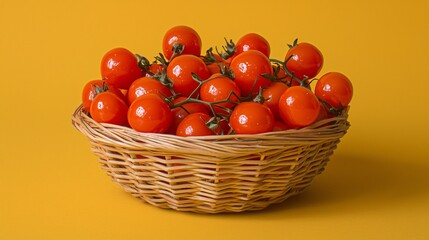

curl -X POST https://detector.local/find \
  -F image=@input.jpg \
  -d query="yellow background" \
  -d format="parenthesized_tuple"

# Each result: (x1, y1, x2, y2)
(1, 0, 428, 239)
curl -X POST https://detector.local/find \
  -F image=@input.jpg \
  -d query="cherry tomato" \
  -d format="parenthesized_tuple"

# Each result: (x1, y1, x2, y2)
(128, 93, 172, 133)
(82, 80, 127, 112)
(315, 72, 353, 109)
(262, 82, 289, 120)
(162, 25, 202, 60)
(285, 42, 323, 80)
(127, 77, 172, 104)
(100, 47, 144, 90)
(230, 50, 273, 97)
(90, 91, 128, 126)
(235, 33, 270, 58)
(167, 97, 211, 134)
(272, 120, 290, 132)
(172, 97, 210, 114)
(218, 118, 231, 135)
(200, 74, 241, 115)
(166, 54, 210, 97)
(205, 54, 228, 75)
(315, 101, 329, 122)
(230, 102, 275, 134)
(279, 86, 321, 128)
(176, 113, 218, 137)
(145, 63, 164, 77)
(272, 64, 287, 78)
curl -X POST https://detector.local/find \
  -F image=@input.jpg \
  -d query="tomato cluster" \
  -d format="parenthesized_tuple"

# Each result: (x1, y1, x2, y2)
(81, 25, 353, 136)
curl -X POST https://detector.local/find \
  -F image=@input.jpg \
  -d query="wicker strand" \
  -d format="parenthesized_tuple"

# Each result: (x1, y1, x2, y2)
(72, 105, 349, 213)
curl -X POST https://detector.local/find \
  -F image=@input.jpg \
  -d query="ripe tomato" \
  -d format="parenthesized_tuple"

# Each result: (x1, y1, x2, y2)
(127, 77, 172, 104)
(279, 86, 321, 128)
(128, 93, 172, 133)
(166, 54, 210, 97)
(272, 120, 290, 132)
(315, 72, 353, 109)
(218, 118, 231, 135)
(262, 82, 289, 119)
(235, 33, 270, 58)
(285, 42, 323, 80)
(176, 113, 218, 137)
(167, 97, 211, 134)
(205, 54, 228, 75)
(172, 97, 210, 114)
(162, 25, 202, 60)
(100, 47, 144, 90)
(200, 74, 241, 115)
(145, 63, 164, 77)
(230, 50, 273, 97)
(229, 102, 275, 134)
(316, 101, 329, 122)
(90, 91, 128, 126)
(82, 80, 127, 112)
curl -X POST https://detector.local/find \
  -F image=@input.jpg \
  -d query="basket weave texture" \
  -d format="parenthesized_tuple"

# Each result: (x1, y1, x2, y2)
(72, 105, 350, 213)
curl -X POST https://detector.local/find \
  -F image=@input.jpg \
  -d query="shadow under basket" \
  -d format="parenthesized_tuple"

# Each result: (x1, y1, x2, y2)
(72, 105, 350, 214)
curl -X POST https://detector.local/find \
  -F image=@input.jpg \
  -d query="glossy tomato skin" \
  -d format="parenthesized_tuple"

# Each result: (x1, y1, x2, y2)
(127, 93, 172, 133)
(90, 91, 128, 126)
(100, 48, 144, 90)
(285, 42, 323, 80)
(235, 33, 270, 58)
(127, 77, 172, 105)
(162, 25, 202, 60)
(230, 50, 273, 97)
(167, 54, 210, 97)
(200, 74, 241, 115)
(230, 102, 275, 134)
(176, 113, 217, 137)
(279, 86, 321, 128)
(167, 97, 211, 134)
(82, 80, 127, 112)
(145, 63, 164, 77)
(315, 72, 353, 109)
(262, 82, 289, 120)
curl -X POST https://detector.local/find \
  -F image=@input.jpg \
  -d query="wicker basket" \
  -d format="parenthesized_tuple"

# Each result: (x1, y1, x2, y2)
(72, 105, 350, 213)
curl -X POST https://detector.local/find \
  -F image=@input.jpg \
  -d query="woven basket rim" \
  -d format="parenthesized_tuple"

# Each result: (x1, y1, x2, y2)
(72, 104, 350, 141)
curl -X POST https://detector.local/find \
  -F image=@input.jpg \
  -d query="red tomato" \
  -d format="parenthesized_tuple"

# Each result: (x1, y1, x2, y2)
(279, 86, 321, 128)
(316, 101, 329, 122)
(235, 33, 270, 58)
(200, 74, 241, 115)
(127, 77, 172, 104)
(176, 113, 218, 137)
(285, 42, 323, 80)
(162, 25, 202, 60)
(166, 54, 210, 97)
(172, 97, 210, 114)
(272, 120, 290, 132)
(205, 54, 228, 75)
(167, 97, 211, 134)
(90, 91, 128, 126)
(230, 50, 273, 97)
(272, 64, 287, 78)
(100, 47, 144, 90)
(315, 72, 353, 109)
(262, 82, 289, 120)
(82, 80, 127, 112)
(218, 118, 231, 135)
(128, 93, 172, 133)
(145, 63, 164, 77)
(229, 102, 275, 134)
